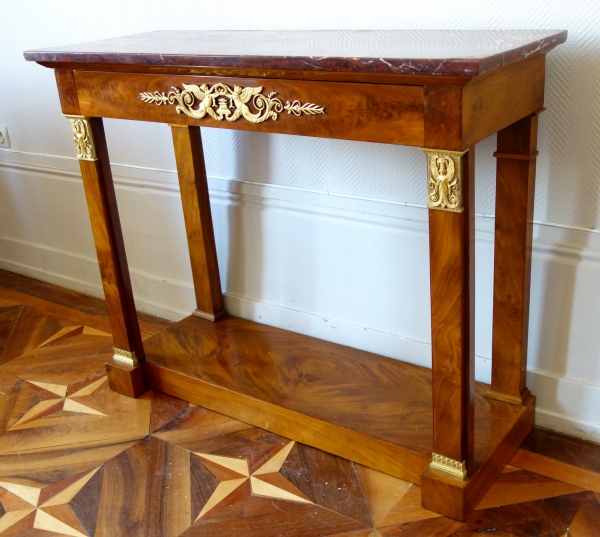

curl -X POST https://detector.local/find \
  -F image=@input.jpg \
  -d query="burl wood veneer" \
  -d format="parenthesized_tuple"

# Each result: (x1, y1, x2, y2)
(24, 29, 568, 521)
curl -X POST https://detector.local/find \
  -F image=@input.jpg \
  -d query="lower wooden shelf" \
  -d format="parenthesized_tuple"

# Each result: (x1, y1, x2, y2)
(144, 314, 535, 520)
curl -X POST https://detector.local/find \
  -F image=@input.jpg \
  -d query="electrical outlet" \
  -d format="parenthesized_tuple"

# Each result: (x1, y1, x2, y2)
(0, 126, 10, 148)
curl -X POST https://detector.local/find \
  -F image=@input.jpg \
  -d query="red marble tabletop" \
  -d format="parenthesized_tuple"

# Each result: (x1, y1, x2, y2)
(24, 30, 567, 77)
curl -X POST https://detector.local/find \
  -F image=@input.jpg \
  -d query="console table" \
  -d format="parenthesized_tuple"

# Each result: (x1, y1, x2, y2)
(25, 29, 567, 521)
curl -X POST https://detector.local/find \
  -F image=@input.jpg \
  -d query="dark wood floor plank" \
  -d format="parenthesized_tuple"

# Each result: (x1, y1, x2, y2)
(69, 466, 105, 537)
(329, 530, 380, 537)
(0, 374, 25, 434)
(568, 493, 600, 537)
(150, 391, 190, 433)
(182, 495, 369, 537)
(0, 269, 171, 334)
(0, 305, 23, 359)
(153, 403, 233, 434)
(352, 463, 415, 527)
(155, 421, 288, 470)
(96, 439, 148, 537)
(511, 447, 600, 494)
(378, 484, 440, 527)
(280, 443, 372, 527)
(379, 517, 462, 536)
(381, 492, 592, 537)
(0, 306, 63, 365)
(521, 428, 600, 474)
(145, 436, 191, 537)
(0, 442, 134, 483)
(190, 453, 220, 523)
(476, 468, 584, 510)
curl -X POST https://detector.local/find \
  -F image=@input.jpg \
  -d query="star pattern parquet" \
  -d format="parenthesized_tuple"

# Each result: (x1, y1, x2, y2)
(0, 277, 600, 536)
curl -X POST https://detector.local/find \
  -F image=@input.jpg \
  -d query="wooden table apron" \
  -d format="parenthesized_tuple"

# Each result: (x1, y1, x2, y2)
(25, 30, 566, 520)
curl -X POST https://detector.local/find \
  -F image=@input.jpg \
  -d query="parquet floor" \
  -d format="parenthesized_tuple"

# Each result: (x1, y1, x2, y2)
(0, 270, 599, 536)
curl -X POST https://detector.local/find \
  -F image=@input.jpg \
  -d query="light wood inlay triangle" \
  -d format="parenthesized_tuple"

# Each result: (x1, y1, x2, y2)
(63, 398, 106, 416)
(34, 507, 88, 537)
(194, 453, 249, 477)
(8, 399, 65, 429)
(82, 326, 111, 337)
(253, 441, 295, 476)
(195, 478, 248, 521)
(250, 475, 312, 503)
(0, 481, 42, 507)
(69, 376, 107, 397)
(0, 509, 35, 533)
(27, 381, 68, 397)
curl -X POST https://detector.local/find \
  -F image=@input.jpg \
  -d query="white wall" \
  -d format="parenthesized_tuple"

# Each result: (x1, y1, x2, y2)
(1, 1, 600, 442)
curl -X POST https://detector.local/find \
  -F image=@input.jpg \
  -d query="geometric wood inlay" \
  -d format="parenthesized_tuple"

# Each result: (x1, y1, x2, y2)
(0, 467, 101, 537)
(194, 441, 312, 522)
(9, 377, 108, 430)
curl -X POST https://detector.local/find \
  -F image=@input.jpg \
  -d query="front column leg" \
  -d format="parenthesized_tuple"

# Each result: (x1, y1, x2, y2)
(423, 148, 476, 478)
(65, 115, 148, 397)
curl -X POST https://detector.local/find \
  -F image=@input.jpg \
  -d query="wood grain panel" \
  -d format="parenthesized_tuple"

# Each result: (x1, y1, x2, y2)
(487, 112, 539, 404)
(171, 126, 226, 321)
(54, 70, 80, 115)
(75, 72, 425, 146)
(462, 55, 545, 147)
(424, 86, 463, 150)
(427, 149, 475, 469)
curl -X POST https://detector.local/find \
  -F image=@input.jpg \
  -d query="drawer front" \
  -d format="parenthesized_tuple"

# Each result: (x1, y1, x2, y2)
(75, 72, 424, 146)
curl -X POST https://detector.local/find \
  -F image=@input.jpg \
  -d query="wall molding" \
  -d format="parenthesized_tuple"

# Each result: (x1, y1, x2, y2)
(2, 150, 600, 443)
(4, 149, 600, 252)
